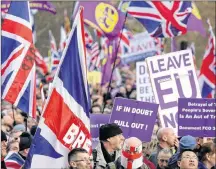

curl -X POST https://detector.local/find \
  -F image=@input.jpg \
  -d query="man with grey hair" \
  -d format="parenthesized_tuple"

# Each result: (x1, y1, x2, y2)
(149, 127, 178, 166)
(93, 123, 125, 169)
(157, 149, 172, 169)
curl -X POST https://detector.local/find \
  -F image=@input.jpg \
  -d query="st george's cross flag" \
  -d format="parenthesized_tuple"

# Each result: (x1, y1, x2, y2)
(24, 7, 91, 168)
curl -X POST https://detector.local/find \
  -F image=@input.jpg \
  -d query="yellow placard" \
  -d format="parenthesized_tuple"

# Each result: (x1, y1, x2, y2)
(87, 71, 102, 85)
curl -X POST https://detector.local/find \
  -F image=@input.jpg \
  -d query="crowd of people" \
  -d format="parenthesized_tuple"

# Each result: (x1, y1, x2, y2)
(67, 124, 216, 169)
(1, 109, 216, 169)
(1, 61, 216, 169)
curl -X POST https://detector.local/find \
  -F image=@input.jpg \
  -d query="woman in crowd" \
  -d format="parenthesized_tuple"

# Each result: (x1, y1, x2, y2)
(198, 142, 216, 169)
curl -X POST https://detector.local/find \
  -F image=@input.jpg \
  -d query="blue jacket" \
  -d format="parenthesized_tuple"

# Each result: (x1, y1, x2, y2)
(167, 151, 180, 169)
(198, 162, 208, 169)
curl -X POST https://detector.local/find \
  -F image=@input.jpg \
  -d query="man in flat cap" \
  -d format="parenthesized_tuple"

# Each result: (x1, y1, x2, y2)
(93, 123, 125, 169)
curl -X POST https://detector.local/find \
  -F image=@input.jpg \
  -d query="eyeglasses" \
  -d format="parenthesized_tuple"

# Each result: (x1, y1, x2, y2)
(159, 159, 169, 163)
(73, 158, 93, 162)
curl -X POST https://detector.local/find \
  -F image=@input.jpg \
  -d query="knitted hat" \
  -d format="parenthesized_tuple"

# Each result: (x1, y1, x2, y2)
(180, 135, 196, 150)
(19, 132, 33, 151)
(1, 130, 7, 142)
(99, 123, 123, 141)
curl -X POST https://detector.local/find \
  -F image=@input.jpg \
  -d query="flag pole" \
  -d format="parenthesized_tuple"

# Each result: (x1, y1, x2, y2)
(12, 105, 16, 126)
(102, 12, 128, 114)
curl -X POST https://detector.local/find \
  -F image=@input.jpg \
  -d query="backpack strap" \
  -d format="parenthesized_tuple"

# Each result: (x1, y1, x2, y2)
(92, 149, 97, 169)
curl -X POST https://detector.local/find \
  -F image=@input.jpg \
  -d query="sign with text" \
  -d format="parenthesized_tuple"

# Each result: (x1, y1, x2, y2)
(121, 32, 157, 63)
(90, 114, 110, 149)
(178, 98, 216, 137)
(146, 50, 201, 134)
(109, 98, 158, 142)
(136, 61, 155, 103)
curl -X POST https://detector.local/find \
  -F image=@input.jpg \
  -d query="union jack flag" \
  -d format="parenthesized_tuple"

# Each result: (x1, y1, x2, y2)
(119, 28, 133, 54)
(199, 19, 216, 98)
(34, 47, 49, 76)
(49, 30, 61, 72)
(1, 1, 36, 117)
(5, 152, 25, 169)
(127, 1, 192, 37)
(58, 25, 67, 55)
(24, 7, 91, 168)
(88, 42, 100, 71)
(84, 26, 93, 49)
(48, 29, 57, 52)
(154, 37, 165, 54)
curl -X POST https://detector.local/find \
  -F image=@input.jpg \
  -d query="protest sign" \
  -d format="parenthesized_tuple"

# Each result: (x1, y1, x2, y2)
(121, 32, 157, 63)
(109, 97, 158, 142)
(136, 61, 155, 103)
(146, 50, 201, 134)
(87, 71, 101, 85)
(178, 98, 216, 137)
(90, 114, 110, 148)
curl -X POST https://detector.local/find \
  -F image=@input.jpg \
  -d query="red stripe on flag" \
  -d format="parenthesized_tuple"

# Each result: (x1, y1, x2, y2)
(43, 89, 91, 150)
(53, 60, 60, 65)
(200, 39, 216, 84)
(2, 19, 32, 43)
(5, 162, 22, 169)
(1, 47, 24, 75)
(152, 2, 187, 34)
(120, 34, 130, 46)
(4, 44, 35, 103)
(32, 72, 36, 118)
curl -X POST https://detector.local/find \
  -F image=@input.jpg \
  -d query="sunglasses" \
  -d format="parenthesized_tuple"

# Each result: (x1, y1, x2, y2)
(159, 159, 169, 163)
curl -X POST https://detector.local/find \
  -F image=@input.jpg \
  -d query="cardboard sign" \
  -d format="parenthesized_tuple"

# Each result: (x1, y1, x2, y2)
(136, 61, 155, 103)
(110, 97, 158, 142)
(146, 50, 201, 134)
(178, 98, 216, 137)
(121, 32, 157, 63)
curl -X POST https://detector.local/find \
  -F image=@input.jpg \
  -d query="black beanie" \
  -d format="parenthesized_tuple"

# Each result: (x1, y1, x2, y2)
(19, 132, 33, 151)
(99, 123, 123, 141)
(1, 130, 7, 142)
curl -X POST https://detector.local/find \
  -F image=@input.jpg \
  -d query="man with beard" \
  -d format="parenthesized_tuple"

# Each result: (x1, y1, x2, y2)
(93, 123, 125, 169)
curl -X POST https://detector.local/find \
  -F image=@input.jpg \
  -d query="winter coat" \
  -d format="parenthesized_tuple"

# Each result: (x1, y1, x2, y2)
(93, 142, 121, 169)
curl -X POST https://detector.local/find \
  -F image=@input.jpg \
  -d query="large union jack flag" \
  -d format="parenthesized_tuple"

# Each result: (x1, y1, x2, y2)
(24, 7, 91, 168)
(199, 20, 216, 98)
(127, 1, 192, 37)
(1, 1, 36, 117)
